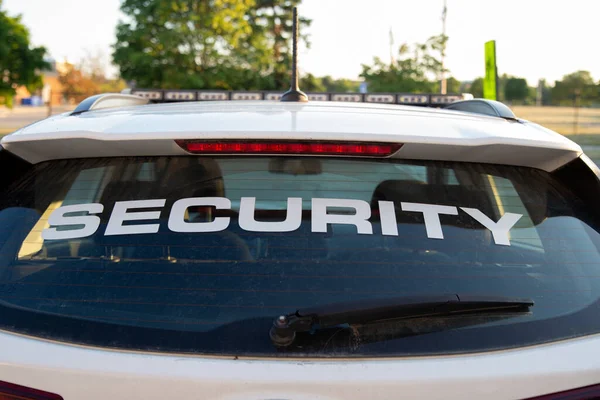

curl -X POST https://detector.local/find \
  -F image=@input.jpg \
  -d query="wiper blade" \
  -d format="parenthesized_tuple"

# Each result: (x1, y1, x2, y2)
(269, 294, 533, 347)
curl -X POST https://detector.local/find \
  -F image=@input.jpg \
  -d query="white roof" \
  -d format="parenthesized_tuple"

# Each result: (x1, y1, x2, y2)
(1, 101, 582, 171)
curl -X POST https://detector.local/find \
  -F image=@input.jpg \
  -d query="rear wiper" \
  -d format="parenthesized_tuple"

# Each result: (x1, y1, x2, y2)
(269, 294, 533, 347)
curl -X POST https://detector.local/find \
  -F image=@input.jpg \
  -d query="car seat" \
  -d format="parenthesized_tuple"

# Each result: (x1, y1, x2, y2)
(0, 207, 41, 280)
(95, 160, 252, 262)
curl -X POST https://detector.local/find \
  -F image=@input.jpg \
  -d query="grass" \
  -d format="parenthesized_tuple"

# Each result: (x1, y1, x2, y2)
(514, 106, 600, 138)
(517, 107, 600, 162)
(513, 107, 600, 160)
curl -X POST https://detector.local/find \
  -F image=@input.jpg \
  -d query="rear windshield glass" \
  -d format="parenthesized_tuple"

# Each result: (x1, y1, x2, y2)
(1, 156, 600, 357)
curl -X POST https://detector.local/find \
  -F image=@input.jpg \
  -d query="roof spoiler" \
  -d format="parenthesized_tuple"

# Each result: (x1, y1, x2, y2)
(69, 89, 517, 121)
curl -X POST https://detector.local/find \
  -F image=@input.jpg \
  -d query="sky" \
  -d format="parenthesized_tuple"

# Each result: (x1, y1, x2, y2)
(4, 0, 600, 85)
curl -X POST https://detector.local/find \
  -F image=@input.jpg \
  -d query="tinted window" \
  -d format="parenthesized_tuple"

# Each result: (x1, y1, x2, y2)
(1, 156, 600, 357)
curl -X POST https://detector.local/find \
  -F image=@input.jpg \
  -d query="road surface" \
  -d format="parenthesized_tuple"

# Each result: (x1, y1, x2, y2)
(0, 106, 74, 134)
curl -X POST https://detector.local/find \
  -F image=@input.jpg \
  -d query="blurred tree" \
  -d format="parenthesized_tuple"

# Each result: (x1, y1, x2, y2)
(504, 77, 529, 102)
(359, 35, 447, 93)
(97, 79, 128, 93)
(0, 2, 48, 107)
(538, 79, 552, 105)
(466, 77, 484, 98)
(551, 71, 597, 106)
(300, 73, 325, 92)
(320, 76, 360, 92)
(433, 76, 461, 93)
(526, 86, 537, 105)
(113, 0, 255, 89)
(80, 49, 109, 81)
(79, 50, 128, 93)
(446, 77, 461, 93)
(244, 0, 311, 90)
(58, 63, 100, 103)
(113, 0, 310, 90)
(273, 73, 360, 93)
(496, 73, 508, 102)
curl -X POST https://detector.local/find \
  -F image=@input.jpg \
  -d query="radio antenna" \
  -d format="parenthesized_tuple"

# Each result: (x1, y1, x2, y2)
(280, 7, 308, 102)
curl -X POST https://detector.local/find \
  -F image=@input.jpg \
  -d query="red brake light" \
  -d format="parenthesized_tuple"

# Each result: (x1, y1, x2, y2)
(0, 380, 63, 400)
(176, 140, 402, 157)
(523, 383, 600, 400)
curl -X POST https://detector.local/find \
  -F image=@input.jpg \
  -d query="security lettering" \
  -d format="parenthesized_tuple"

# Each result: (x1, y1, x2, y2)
(105, 199, 165, 236)
(311, 198, 373, 235)
(43, 203, 104, 240)
(41, 197, 523, 246)
(400, 202, 459, 239)
(240, 197, 302, 232)
(168, 197, 231, 233)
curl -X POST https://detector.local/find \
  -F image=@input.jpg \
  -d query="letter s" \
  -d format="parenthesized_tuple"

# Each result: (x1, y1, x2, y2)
(42, 203, 104, 240)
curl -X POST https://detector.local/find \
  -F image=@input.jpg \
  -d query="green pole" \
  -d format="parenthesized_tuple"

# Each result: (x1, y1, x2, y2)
(484, 40, 498, 100)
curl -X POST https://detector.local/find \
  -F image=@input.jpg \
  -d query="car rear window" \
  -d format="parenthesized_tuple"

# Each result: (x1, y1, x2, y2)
(1, 156, 600, 357)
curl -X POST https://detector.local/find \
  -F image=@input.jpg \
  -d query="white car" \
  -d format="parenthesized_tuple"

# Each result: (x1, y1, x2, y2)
(0, 90, 599, 400)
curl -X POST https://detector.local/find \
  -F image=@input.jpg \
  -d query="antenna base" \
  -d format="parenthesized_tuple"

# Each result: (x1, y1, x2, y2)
(280, 89, 308, 102)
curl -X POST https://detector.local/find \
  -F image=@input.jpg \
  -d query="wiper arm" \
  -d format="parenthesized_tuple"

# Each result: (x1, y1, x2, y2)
(269, 294, 533, 347)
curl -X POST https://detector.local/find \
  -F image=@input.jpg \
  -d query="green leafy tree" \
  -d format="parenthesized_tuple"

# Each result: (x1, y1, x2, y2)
(551, 71, 598, 106)
(113, 0, 255, 89)
(360, 35, 447, 93)
(433, 76, 461, 93)
(297, 74, 360, 93)
(58, 63, 100, 103)
(0, 1, 48, 107)
(244, 0, 311, 90)
(504, 77, 529, 102)
(446, 77, 461, 93)
(299, 73, 325, 92)
(320, 76, 359, 92)
(59, 52, 127, 102)
(113, 0, 311, 90)
(466, 77, 484, 98)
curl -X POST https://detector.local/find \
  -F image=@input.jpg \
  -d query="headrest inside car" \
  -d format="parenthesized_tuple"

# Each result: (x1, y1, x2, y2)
(370, 180, 495, 228)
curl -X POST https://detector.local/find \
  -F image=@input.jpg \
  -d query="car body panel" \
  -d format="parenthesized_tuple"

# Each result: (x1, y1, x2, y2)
(0, 329, 599, 400)
(1, 100, 597, 400)
(1, 101, 581, 171)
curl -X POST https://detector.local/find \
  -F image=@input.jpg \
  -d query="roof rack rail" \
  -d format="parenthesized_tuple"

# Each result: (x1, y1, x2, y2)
(442, 98, 517, 120)
(71, 93, 150, 115)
